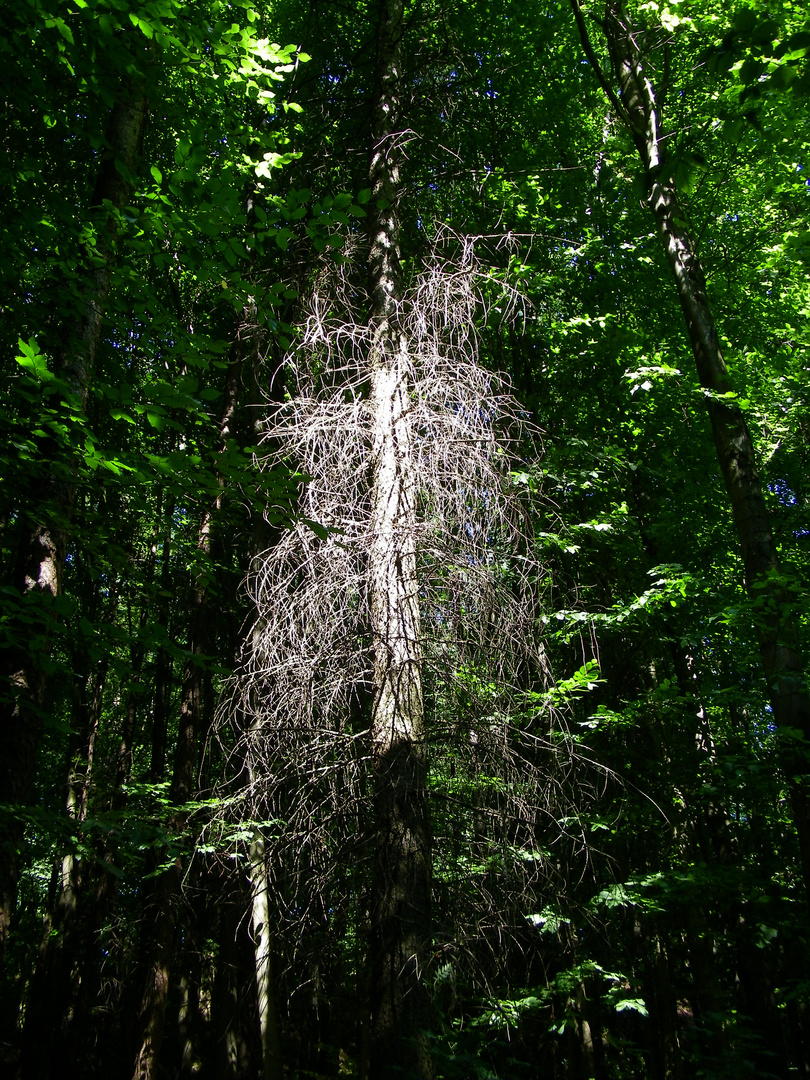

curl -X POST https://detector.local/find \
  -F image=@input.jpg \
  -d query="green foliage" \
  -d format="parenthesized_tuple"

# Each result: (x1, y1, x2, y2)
(1, 0, 809, 1076)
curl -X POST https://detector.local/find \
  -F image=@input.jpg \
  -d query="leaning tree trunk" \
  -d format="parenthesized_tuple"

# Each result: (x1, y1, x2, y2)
(0, 88, 148, 950)
(367, 1, 432, 1077)
(572, 0, 810, 901)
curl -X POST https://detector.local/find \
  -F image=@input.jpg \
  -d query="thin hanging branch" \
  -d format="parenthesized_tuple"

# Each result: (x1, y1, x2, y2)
(207, 225, 611, 1019)
(570, 0, 632, 131)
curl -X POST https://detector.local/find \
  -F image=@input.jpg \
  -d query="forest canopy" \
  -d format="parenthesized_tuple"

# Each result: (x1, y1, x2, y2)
(1, 0, 809, 1078)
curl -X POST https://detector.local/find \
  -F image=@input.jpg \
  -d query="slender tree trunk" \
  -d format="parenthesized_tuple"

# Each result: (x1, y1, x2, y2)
(573, 0, 810, 900)
(129, 515, 207, 1080)
(645, 927, 681, 1080)
(367, 2, 432, 1077)
(131, 333, 248, 1080)
(0, 88, 148, 949)
(733, 911, 791, 1076)
(149, 643, 174, 782)
(114, 497, 168, 807)
(212, 875, 257, 1080)
(21, 650, 108, 1080)
(248, 834, 284, 1080)
(130, 541, 208, 1080)
(58, 511, 174, 1069)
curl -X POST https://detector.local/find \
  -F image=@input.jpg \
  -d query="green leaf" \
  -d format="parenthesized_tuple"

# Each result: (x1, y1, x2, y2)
(733, 8, 757, 34)
(614, 998, 649, 1017)
(110, 408, 136, 424)
(275, 227, 293, 251)
(127, 11, 155, 38)
(301, 518, 328, 540)
(15, 339, 53, 382)
(740, 57, 765, 84)
(53, 17, 74, 43)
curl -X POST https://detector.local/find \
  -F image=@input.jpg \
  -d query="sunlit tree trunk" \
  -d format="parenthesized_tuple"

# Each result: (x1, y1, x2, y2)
(367, 1, 432, 1076)
(248, 834, 283, 1080)
(573, 0, 810, 901)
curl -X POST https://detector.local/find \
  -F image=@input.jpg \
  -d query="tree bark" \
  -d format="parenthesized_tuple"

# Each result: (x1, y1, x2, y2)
(130, 528, 209, 1080)
(573, 0, 810, 901)
(248, 834, 284, 1080)
(21, 649, 108, 1080)
(0, 87, 148, 950)
(211, 875, 257, 1080)
(367, 2, 433, 1077)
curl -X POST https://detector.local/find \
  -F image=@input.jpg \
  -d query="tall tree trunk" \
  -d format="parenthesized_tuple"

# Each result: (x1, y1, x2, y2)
(645, 927, 681, 1080)
(21, 649, 108, 1080)
(572, 0, 810, 900)
(58, 508, 174, 1070)
(115, 495, 169, 808)
(211, 874, 257, 1080)
(248, 834, 284, 1080)
(367, 2, 432, 1077)
(130, 540, 208, 1080)
(0, 88, 148, 949)
(131, 332, 247, 1080)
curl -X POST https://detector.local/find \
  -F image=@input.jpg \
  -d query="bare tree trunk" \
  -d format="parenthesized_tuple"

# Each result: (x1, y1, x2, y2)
(248, 834, 283, 1080)
(367, 2, 432, 1077)
(572, 0, 810, 901)
(0, 88, 148, 949)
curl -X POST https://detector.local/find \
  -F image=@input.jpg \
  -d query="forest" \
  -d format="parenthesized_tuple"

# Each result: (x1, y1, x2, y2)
(1, 0, 809, 1077)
